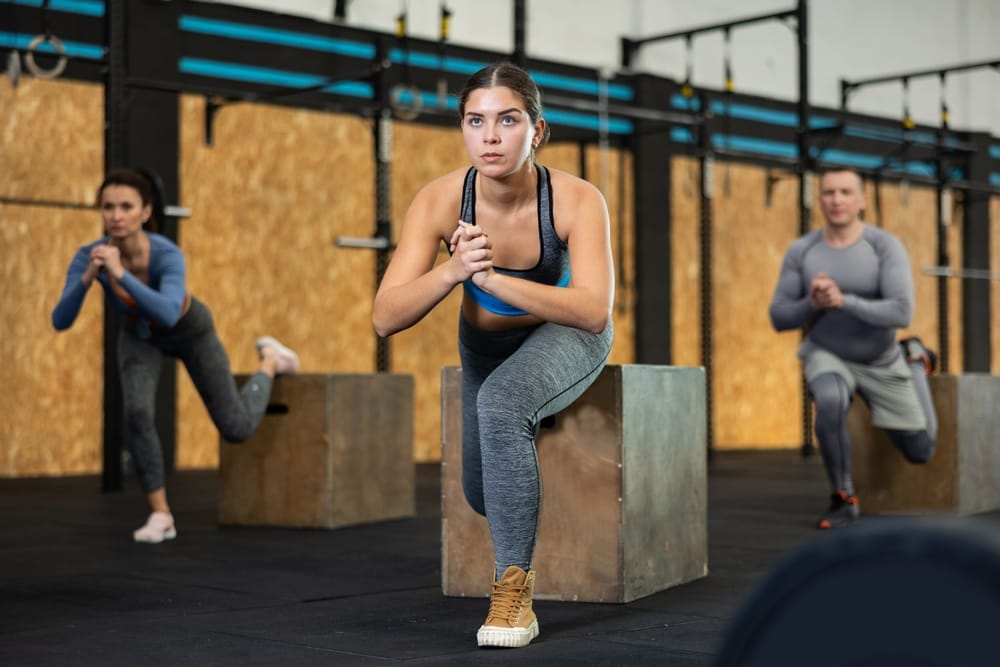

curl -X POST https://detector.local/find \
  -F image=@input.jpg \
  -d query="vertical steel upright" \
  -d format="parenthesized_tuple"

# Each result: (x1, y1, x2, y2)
(102, 0, 126, 491)
(796, 0, 815, 457)
(513, 0, 526, 67)
(374, 38, 392, 373)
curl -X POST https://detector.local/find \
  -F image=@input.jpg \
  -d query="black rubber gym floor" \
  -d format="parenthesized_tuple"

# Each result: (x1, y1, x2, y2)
(2, 451, 998, 666)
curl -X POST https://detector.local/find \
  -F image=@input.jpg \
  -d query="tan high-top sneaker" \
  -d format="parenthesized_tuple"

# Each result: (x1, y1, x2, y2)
(476, 565, 539, 648)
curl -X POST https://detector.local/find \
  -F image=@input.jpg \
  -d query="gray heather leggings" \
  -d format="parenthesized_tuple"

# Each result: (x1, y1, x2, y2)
(458, 314, 613, 576)
(118, 297, 272, 493)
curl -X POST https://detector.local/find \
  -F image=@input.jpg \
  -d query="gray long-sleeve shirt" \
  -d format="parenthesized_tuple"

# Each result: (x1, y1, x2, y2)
(769, 225, 914, 366)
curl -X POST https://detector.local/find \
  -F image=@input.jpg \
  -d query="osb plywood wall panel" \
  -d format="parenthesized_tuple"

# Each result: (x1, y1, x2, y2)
(586, 144, 636, 365)
(711, 162, 806, 448)
(994, 195, 1000, 375)
(671, 156, 702, 370)
(1, 78, 104, 477)
(177, 95, 376, 468)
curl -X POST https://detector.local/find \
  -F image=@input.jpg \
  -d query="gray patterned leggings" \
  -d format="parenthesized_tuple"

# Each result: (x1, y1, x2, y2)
(117, 297, 272, 493)
(458, 315, 613, 576)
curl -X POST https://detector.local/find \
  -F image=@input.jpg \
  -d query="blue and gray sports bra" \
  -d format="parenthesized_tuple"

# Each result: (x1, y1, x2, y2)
(460, 166, 570, 316)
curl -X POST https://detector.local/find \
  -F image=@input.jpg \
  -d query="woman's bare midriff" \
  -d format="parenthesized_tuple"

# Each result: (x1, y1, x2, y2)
(461, 298, 543, 332)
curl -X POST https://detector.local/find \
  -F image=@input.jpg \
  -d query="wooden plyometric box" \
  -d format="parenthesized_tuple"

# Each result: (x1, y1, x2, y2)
(850, 374, 1000, 515)
(219, 373, 415, 529)
(441, 364, 708, 603)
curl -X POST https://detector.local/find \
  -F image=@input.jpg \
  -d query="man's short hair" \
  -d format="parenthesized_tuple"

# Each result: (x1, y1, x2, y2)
(818, 165, 864, 188)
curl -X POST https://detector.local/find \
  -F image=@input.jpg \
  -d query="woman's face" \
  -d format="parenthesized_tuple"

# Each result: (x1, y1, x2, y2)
(462, 86, 543, 177)
(101, 184, 150, 239)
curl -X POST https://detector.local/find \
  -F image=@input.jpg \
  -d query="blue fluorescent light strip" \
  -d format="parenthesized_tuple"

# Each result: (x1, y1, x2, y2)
(392, 88, 631, 132)
(180, 16, 374, 59)
(179, 58, 373, 98)
(714, 134, 798, 159)
(8, 0, 104, 16)
(671, 94, 701, 111)
(685, 97, 966, 150)
(711, 100, 798, 127)
(671, 127, 695, 143)
(530, 70, 633, 101)
(990, 145, 1000, 159)
(0, 31, 104, 59)
(991, 173, 1000, 187)
(544, 109, 632, 134)
(670, 129, 949, 179)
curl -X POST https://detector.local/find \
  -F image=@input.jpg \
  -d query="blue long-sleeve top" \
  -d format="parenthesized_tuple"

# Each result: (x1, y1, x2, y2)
(51, 233, 187, 339)
(768, 225, 914, 365)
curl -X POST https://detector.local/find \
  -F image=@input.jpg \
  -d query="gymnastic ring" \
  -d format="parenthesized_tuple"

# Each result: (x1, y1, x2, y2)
(24, 34, 68, 80)
(390, 83, 423, 121)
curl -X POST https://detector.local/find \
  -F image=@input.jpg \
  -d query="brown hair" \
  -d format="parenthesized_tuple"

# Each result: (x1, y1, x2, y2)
(818, 165, 864, 188)
(97, 167, 161, 232)
(458, 62, 550, 147)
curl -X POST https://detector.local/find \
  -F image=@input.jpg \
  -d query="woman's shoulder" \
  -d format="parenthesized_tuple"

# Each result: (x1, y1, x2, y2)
(543, 166, 605, 213)
(408, 167, 468, 216)
(544, 166, 602, 198)
(418, 166, 471, 196)
(146, 232, 184, 264)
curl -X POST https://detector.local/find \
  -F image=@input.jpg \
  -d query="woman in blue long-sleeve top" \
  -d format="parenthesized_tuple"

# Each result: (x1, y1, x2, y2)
(52, 168, 300, 543)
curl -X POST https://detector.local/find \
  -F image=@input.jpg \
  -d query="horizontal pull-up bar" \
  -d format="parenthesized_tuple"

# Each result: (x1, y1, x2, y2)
(807, 122, 979, 154)
(923, 266, 1000, 281)
(621, 6, 797, 68)
(543, 92, 703, 126)
(841, 58, 1000, 105)
(0, 196, 192, 217)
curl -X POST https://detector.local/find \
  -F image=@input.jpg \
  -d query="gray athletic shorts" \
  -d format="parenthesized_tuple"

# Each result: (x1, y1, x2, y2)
(798, 339, 926, 431)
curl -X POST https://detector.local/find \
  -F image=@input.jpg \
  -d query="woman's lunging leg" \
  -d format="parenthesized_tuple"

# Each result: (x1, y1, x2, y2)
(476, 322, 612, 574)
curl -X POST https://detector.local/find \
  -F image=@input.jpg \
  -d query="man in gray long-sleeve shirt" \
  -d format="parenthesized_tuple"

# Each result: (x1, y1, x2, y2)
(769, 167, 937, 529)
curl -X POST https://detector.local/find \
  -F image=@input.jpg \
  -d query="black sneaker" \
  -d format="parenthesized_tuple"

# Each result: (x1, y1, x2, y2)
(816, 491, 860, 530)
(900, 336, 937, 375)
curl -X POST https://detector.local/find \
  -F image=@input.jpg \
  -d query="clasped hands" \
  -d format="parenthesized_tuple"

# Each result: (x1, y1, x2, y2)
(85, 243, 126, 282)
(449, 221, 493, 288)
(809, 272, 843, 310)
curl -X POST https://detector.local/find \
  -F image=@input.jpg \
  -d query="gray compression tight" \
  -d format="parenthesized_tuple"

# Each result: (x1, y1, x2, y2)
(810, 373, 855, 495)
(810, 360, 937, 495)
(117, 297, 272, 493)
(885, 358, 937, 463)
(459, 315, 613, 578)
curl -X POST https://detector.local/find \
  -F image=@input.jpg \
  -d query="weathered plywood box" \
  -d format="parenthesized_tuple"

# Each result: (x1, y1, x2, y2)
(441, 364, 708, 603)
(219, 373, 415, 529)
(850, 374, 1000, 515)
